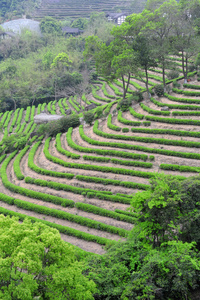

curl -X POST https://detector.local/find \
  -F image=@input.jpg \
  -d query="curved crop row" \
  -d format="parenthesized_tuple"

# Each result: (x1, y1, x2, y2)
(151, 97, 200, 111)
(118, 111, 141, 126)
(68, 127, 148, 160)
(92, 85, 111, 102)
(0, 206, 114, 246)
(29, 141, 75, 178)
(93, 120, 200, 149)
(13, 146, 30, 180)
(173, 87, 200, 96)
(131, 126, 200, 138)
(4, 110, 13, 128)
(145, 115, 200, 126)
(79, 123, 200, 160)
(140, 103, 170, 116)
(1, 151, 74, 207)
(75, 202, 135, 224)
(129, 107, 144, 119)
(82, 155, 152, 168)
(76, 174, 150, 190)
(160, 163, 200, 173)
(102, 82, 116, 99)
(107, 114, 121, 131)
(69, 97, 80, 112)
(13, 198, 128, 237)
(165, 93, 200, 104)
(43, 137, 156, 179)
(56, 133, 80, 159)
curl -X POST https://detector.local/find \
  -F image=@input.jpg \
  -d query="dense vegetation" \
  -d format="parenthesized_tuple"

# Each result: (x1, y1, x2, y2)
(0, 0, 200, 299)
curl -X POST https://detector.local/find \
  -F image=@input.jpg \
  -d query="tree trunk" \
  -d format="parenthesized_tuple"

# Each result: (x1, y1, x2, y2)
(12, 99, 16, 111)
(145, 67, 151, 98)
(122, 73, 131, 100)
(181, 50, 187, 83)
(162, 58, 166, 91)
(185, 55, 188, 82)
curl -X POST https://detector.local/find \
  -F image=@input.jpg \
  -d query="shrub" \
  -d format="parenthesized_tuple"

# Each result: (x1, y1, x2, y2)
(37, 114, 80, 137)
(173, 80, 181, 88)
(154, 84, 164, 97)
(84, 111, 95, 126)
(117, 98, 132, 112)
(122, 128, 129, 132)
(167, 70, 179, 80)
(143, 121, 151, 127)
(149, 155, 155, 161)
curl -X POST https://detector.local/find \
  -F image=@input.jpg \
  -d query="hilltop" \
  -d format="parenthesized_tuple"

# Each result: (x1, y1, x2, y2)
(1, 0, 147, 21)
(33, 0, 147, 20)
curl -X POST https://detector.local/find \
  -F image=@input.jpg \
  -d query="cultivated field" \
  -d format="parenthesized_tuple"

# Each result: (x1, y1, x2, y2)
(0, 56, 200, 254)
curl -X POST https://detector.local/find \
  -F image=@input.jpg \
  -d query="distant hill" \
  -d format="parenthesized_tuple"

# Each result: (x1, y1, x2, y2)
(33, 0, 148, 20)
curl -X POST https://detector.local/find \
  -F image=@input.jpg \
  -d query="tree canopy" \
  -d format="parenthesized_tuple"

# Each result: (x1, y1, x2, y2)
(0, 215, 96, 299)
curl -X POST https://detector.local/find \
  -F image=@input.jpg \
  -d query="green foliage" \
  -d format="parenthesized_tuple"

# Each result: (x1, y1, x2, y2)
(154, 84, 164, 96)
(40, 16, 62, 34)
(84, 111, 95, 126)
(51, 52, 72, 70)
(0, 215, 96, 299)
(117, 98, 132, 112)
(71, 17, 88, 30)
(37, 114, 80, 137)
(167, 69, 179, 79)
(2, 133, 27, 153)
(107, 114, 121, 131)
(87, 238, 200, 300)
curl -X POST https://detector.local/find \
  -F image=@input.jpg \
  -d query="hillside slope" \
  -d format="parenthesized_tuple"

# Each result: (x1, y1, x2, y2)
(33, 0, 147, 20)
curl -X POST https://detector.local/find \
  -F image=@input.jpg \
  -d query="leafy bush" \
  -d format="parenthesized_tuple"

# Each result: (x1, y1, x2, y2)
(154, 84, 164, 97)
(122, 128, 129, 132)
(84, 111, 94, 126)
(143, 121, 151, 126)
(173, 80, 181, 88)
(167, 70, 179, 79)
(117, 98, 132, 112)
(37, 114, 80, 137)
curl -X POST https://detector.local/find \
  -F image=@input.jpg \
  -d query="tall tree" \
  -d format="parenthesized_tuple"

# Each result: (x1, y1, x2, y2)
(172, 0, 200, 82)
(84, 35, 138, 99)
(117, 12, 157, 97)
(0, 215, 96, 299)
(142, 0, 179, 90)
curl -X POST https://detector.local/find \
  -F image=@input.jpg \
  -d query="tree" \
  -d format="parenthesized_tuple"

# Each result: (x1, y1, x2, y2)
(172, 1, 199, 83)
(145, 0, 166, 11)
(40, 16, 62, 35)
(2, 133, 27, 153)
(87, 238, 200, 300)
(0, 215, 96, 299)
(87, 173, 200, 300)
(84, 111, 95, 126)
(51, 52, 72, 71)
(131, 173, 183, 247)
(71, 17, 88, 30)
(142, 0, 179, 90)
(84, 35, 138, 99)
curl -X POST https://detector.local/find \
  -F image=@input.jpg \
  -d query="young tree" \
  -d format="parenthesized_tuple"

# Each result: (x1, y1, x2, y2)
(0, 215, 96, 299)
(131, 173, 183, 247)
(172, 2, 199, 83)
(40, 16, 62, 35)
(142, 0, 179, 90)
(84, 35, 138, 99)
(84, 111, 95, 126)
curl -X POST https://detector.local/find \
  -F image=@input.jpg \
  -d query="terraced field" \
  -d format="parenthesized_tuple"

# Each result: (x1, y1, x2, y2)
(1, 56, 200, 254)
(33, 0, 134, 20)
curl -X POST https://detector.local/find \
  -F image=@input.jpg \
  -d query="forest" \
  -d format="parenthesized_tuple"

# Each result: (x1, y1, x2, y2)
(0, 0, 200, 299)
